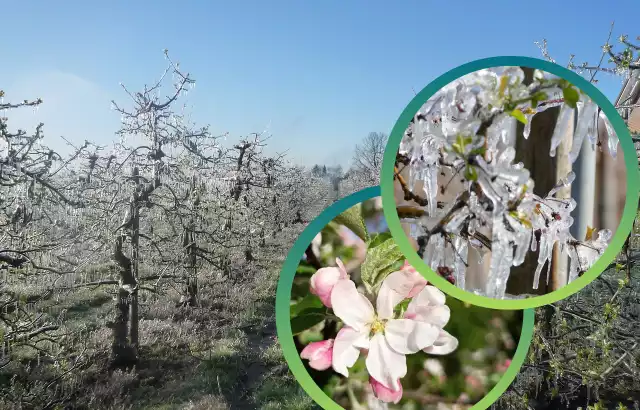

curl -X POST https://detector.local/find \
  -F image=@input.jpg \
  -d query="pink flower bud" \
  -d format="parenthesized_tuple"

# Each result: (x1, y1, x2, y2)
(496, 358, 512, 373)
(370, 376, 403, 404)
(300, 339, 334, 371)
(309, 258, 348, 308)
(465, 375, 483, 391)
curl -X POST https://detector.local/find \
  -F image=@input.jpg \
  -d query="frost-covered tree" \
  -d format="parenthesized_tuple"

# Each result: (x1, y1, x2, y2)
(353, 131, 388, 185)
(0, 92, 93, 406)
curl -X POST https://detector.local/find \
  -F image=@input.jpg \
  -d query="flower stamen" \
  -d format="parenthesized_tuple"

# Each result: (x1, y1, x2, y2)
(370, 317, 386, 335)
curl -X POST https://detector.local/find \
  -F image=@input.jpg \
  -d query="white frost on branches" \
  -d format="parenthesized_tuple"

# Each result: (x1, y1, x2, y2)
(398, 67, 617, 299)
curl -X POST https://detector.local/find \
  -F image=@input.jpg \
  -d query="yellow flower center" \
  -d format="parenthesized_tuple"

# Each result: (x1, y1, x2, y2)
(371, 318, 386, 335)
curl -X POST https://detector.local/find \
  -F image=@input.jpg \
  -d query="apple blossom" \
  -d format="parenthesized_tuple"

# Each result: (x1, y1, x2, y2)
(300, 339, 334, 371)
(309, 258, 349, 307)
(330, 277, 456, 392)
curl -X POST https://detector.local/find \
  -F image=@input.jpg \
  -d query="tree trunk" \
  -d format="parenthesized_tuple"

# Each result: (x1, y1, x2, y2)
(130, 197, 140, 352)
(180, 226, 198, 307)
(110, 233, 138, 368)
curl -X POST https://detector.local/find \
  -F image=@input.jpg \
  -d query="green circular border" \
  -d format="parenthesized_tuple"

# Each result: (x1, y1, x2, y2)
(276, 186, 536, 409)
(380, 56, 640, 310)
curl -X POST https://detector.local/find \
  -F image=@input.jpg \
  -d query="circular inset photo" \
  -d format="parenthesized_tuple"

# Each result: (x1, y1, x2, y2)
(276, 187, 534, 410)
(380, 57, 639, 309)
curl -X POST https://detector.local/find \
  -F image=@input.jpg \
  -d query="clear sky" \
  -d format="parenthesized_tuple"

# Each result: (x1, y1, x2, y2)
(2, 0, 638, 167)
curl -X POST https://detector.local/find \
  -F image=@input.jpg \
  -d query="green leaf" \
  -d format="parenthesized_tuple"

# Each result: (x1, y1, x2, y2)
(367, 232, 392, 249)
(360, 237, 405, 291)
(469, 145, 487, 157)
(510, 109, 528, 124)
(394, 298, 411, 317)
(298, 330, 324, 344)
(530, 91, 548, 108)
(562, 86, 580, 109)
(452, 134, 468, 155)
(296, 264, 317, 275)
(290, 307, 327, 335)
(334, 204, 369, 242)
(290, 294, 324, 317)
(464, 165, 478, 181)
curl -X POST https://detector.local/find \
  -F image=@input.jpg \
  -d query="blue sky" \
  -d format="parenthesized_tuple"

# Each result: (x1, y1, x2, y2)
(2, 0, 638, 167)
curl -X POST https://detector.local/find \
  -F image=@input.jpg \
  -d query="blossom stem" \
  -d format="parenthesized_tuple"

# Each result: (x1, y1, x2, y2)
(346, 382, 364, 409)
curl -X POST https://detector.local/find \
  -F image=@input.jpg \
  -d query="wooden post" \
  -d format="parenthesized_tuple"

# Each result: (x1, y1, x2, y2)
(550, 115, 573, 291)
(506, 67, 559, 296)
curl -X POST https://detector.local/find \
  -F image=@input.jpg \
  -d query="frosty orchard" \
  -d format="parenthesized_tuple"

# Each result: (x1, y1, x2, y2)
(394, 66, 621, 299)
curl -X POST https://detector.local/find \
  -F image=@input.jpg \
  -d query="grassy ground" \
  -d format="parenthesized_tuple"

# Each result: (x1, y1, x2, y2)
(1, 229, 318, 410)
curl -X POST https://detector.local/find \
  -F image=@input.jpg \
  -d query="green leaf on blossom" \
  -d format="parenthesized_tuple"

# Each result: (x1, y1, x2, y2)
(360, 237, 405, 291)
(469, 144, 487, 157)
(530, 91, 548, 108)
(510, 109, 528, 125)
(333, 204, 369, 242)
(290, 307, 327, 335)
(464, 165, 478, 181)
(562, 86, 580, 109)
(290, 294, 324, 317)
(451, 134, 472, 155)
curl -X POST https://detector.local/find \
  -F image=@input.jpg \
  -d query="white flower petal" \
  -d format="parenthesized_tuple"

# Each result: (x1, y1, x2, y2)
(406, 285, 446, 318)
(412, 285, 446, 308)
(366, 333, 406, 391)
(332, 326, 369, 377)
(331, 279, 375, 331)
(409, 305, 451, 328)
(384, 319, 439, 354)
(423, 330, 459, 355)
(376, 270, 414, 320)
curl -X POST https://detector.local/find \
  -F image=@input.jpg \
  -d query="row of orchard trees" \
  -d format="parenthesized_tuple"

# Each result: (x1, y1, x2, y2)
(0, 51, 339, 388)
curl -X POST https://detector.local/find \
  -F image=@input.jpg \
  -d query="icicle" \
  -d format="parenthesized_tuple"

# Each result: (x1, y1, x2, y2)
(547, 171, 576, 197)
(533, 230, 553, 289)
(453, 235, 467, 290)
(512, 223, 532, 267)
(423, 234, 444, 271)
(486, 211, 515, 299)
(549, 104, 573, 157)
(487, 114, 516, 149)
(567, 245, 580, 283)
(569, 100, 597, 163)
(599, 110, 619, 158)
(422, 164, 439, 217)
(444, 206, 470, 233)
